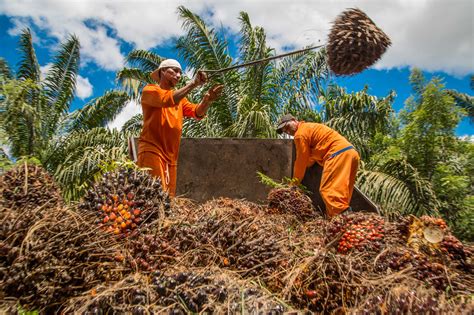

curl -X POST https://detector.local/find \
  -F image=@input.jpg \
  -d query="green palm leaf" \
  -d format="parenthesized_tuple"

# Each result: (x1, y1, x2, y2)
(125, 49, 163, 72)
(43, 34, 80, 136)
(446, 89, 473, 123)
(358, 158, 440, 218)
(0, 79, 43, 157)
(177, 6, 233, 72)
(275, 48, 329, 115)
(0, 58, 12, 81)
(116, 67, 155, 99)
(51, 128, 127, 200)
(176, 6, 237, 130)
(321, 87, 395, 159)
(16, 29, 40, 82)
(66, 91, 130, 132)
(121, 113, 143, 135)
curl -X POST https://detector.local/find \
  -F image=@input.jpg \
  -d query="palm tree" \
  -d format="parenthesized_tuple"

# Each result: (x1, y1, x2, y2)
(317, 84, 396, 160)
(117, 6, 330, 138)
(446, 75, 474, 123)
(0, 29, 130, 199)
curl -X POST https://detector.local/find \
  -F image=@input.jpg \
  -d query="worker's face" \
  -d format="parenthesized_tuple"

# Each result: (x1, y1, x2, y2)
(161, 67, 182, 86)
(282, 120, 297, 136)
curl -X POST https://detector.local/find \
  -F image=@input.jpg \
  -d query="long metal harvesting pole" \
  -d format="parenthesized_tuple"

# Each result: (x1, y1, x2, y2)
(202, 44, 324, 75)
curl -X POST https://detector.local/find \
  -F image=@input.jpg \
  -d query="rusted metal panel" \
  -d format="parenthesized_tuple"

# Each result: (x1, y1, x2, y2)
(129, 137, 378, 213)
(177, 138, 293, 202)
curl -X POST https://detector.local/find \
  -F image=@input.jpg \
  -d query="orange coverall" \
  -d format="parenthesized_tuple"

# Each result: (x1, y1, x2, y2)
(293, 122, 360, 217)
(137, 84, 200, 196)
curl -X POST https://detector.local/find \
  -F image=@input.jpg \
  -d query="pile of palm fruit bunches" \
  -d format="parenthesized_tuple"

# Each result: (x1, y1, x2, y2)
(1, 162, 472, 313)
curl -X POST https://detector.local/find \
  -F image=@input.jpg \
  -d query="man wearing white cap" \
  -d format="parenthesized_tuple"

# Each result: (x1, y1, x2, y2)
(137, 59, 223, 196)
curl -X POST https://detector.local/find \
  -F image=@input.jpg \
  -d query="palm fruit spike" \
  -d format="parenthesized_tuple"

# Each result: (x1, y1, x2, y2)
(327, 8, 391, 75)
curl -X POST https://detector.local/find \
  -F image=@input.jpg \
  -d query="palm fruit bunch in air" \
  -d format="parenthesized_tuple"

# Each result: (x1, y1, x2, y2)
(327, 8, 391, 75)
(80, 166, 171, 237)
(326, 213, 385, 254)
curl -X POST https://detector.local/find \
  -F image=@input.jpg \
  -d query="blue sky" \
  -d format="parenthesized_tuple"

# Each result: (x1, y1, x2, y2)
(0, 0, 472, 135)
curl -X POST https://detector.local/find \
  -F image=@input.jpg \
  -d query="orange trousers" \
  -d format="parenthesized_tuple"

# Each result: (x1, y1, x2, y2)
(137, 151, 177, 197)
(320, 149, 360, 217)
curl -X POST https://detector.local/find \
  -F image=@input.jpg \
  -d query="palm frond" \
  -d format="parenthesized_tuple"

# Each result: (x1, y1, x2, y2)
(225, 97, 276, 138)
(56, 145, 127, 201)
(446, 89, 474, 123)
(65, 91, 130, 132)
(177, 6, 233, 72)
(358, 158, 440, 218)
(116, 68, 154, 99)
(125, 49, 163, 72)
(121, 113, 143, 135)
(357, 168, 418, 218)
(16, 29, 40, 82)
(0, 58, 13, 81)
(176, 5, 238, 132)
(49, 128, 127, 199)
(0, 79, 43, 157)
(322, 87, 395, 159)
(42, 34, 80, 135)
(275, 48, 329, 118)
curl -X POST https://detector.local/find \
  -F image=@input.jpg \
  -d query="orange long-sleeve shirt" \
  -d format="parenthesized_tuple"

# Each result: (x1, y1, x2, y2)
(138, 84, 199, 165)
(293, 122, 353, 182)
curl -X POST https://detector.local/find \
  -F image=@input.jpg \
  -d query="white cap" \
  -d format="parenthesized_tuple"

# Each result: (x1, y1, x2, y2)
(151, 59, 182, 81)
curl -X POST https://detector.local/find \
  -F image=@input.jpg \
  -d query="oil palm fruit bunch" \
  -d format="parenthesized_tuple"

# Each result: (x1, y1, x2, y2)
(1, 206, 127, 313)
(66, 269, 287, 314)
(127, 226, 182, 272)
(1, 163, 62, 272)
(375, 248, 450, 290)
(355, 287, 473, 315)
(1, 162, 62, 211)
(337, 216, 384, 254)
(267, 187, 317, 220)
(407, 215, 447, 256)
(80, 166, 171, 237)
(326, 213, 385, 254)
(293, 253, 365, 313)
(327, 8, 391, 75)
(420, 215, 448, 230)
(440, 235, 467, 262)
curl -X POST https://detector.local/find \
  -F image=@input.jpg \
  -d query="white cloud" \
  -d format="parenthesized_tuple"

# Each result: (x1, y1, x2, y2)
(459, 135, 474, 143)
(76, 75, 93, 99)
(107, 99, 142, 130)
(1, 0, 473, 75)
(39, 63, 52, 80)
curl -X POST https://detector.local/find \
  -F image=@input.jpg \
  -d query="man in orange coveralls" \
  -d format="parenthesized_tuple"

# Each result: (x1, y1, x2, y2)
(276, 114, 360, 217)
(138, 59, 223, 196)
